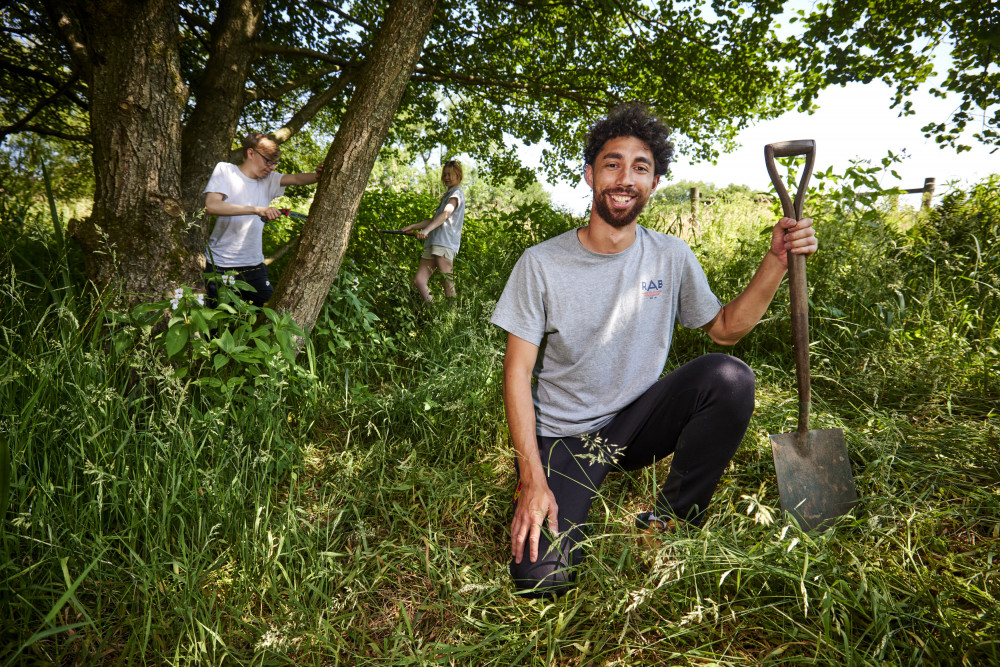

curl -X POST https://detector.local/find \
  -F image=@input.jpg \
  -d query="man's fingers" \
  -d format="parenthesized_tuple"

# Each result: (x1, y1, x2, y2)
(528, 522, 541, 563)
(511, 515, 527, 563)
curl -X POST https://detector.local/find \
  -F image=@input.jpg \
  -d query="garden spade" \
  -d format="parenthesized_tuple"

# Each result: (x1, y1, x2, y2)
(766, 140, 858, 531)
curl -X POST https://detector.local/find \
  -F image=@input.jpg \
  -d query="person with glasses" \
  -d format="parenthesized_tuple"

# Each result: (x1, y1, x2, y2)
(203, 131, 323, 306)
(400, 160, 466, 302)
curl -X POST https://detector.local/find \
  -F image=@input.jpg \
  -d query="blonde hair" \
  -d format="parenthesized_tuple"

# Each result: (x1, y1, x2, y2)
(442, 159, 463, 183)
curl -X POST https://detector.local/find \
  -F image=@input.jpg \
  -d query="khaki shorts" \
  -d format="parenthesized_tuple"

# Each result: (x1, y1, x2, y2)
(421, 245, 457, 261)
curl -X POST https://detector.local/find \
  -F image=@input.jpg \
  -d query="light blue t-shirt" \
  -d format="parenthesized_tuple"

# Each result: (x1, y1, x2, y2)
(490, 226, 723, 437)
(425, 186, 465, 253)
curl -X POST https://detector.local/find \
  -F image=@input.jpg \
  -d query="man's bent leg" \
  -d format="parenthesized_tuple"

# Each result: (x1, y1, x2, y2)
(510, 436, 614, 598)
(608, 354, 755, 526)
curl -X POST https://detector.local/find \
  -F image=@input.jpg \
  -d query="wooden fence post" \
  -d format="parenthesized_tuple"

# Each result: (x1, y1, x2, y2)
(921, 177, 936, 209)
(689, 187, 699, 233)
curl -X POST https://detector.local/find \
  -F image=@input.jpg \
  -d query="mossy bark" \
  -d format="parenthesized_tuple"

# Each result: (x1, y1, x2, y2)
(66, 0, 190, 300)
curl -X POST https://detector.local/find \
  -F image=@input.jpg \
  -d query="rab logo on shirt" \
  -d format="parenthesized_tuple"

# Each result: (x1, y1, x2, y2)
(641, 278, 663, 299)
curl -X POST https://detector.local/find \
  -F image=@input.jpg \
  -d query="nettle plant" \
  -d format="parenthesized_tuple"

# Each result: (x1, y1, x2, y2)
(131, 272, 317, 402)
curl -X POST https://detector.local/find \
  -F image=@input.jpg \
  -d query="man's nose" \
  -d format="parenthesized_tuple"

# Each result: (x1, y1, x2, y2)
(615, 165, 635, 187)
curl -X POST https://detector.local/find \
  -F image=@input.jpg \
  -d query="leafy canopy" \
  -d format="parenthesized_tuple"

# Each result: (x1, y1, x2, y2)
(1, 0, 996, 188)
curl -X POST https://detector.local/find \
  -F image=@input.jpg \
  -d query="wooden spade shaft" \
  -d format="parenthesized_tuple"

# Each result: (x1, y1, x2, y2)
(766, 140, 858, 531)
(764, 140, 816, 438)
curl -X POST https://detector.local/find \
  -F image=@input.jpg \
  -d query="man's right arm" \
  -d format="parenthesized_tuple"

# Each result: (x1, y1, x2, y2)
(204, 192, 280, 220)
(503, 332, 559, 564)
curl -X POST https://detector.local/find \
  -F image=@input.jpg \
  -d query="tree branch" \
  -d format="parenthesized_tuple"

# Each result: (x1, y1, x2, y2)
(179, 6, 212, 32)
(0, 59, 90, 110)
(272, 71, 356, 143)
(414, 66, 605, 106)
(244, 64, 342, 102)
(264, 237, 300, 265)
(41, 0, 92, 81)
(309, 0, 372, 32)
(255, 42, 353, 68)
(0, 123, 90, 142)
(0, 73, 82, 141)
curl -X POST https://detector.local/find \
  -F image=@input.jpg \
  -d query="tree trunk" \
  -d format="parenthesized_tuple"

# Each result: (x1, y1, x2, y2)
(67, 0, 190, 301)
(270, 0, 439, 333)
(179, 0, 264, 251)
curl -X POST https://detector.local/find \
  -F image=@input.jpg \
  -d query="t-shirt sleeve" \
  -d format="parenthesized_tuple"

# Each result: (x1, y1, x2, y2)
(490, 250, 547, 346)
(676, 243, 723, 329)
(267, 171, 286, 201)
(203, 163, 232, 198)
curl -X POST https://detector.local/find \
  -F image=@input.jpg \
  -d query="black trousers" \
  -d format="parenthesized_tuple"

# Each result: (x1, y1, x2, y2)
(510, 353, 756, 598)
(205, 262, 273, 307)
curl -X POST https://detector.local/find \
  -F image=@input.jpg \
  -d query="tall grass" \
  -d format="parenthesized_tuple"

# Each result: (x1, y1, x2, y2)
(2, 171, 997, 665)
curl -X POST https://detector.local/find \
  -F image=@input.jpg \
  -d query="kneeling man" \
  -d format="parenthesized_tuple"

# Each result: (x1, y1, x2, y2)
(490, 103, 818, 598)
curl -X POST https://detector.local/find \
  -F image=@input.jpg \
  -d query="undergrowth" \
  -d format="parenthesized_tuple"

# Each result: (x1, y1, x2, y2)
(1, 167, 997, 665)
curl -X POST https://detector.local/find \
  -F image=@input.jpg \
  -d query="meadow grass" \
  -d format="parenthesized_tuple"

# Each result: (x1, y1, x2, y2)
(1, 175, 997, 665)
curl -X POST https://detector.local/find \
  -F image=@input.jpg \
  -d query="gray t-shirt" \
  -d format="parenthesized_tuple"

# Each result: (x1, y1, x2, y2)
(490, 226, 723, 437)
(425, 186, 465, 253)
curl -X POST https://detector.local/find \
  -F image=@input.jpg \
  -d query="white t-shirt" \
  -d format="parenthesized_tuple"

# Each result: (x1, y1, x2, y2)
(203, 162, 285, 267)
(491, 226, 723, 437)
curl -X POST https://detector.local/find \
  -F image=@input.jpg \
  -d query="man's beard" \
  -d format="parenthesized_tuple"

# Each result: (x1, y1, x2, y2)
(593, 187, 649, 228)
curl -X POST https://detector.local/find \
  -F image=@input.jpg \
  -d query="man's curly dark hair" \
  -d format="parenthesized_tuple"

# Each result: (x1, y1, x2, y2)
(583, 103, 674, 177)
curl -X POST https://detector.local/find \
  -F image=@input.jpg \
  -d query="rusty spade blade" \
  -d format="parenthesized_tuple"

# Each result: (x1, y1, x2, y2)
(766, 140, 858, 531)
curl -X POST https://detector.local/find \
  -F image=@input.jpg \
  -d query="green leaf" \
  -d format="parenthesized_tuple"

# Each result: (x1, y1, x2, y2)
(216, 330, 236, 355)
(164, 324, 189, 358)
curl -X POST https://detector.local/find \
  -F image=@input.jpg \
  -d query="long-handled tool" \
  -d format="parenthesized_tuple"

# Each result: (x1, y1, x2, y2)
(377, 228, 418, 237)
(766, 139, 858, 532)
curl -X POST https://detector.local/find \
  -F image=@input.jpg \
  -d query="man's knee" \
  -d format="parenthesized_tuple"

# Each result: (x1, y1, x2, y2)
(510, 556, 577, 599)
(703, 353, 755, 414)
(508, 529, 582, 598)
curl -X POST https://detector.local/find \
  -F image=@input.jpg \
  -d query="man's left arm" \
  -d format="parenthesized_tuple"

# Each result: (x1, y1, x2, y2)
(279, 163, 323, 186)
(702, 216, 818, 346)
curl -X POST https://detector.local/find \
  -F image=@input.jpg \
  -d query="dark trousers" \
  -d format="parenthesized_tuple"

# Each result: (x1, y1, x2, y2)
(510, 353, 756, 598)
(205, 262, 273, 307)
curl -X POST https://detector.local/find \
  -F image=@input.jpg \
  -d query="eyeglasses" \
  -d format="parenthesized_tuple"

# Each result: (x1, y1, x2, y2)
(254, 149, 280, 167)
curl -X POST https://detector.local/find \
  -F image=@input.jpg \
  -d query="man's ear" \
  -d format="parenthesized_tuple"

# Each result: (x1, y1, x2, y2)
(652, 174, 661, 191)
(584, 164, 594, 189)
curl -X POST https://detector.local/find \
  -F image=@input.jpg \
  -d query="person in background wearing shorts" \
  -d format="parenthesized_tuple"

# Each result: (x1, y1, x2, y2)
(401, 160, 466, 302)
(490, 103, 819, 598)
(203, 131, 323, 306)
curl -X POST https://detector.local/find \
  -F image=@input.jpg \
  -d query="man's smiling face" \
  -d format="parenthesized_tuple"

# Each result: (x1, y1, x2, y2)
(585, 135, 660, 229)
